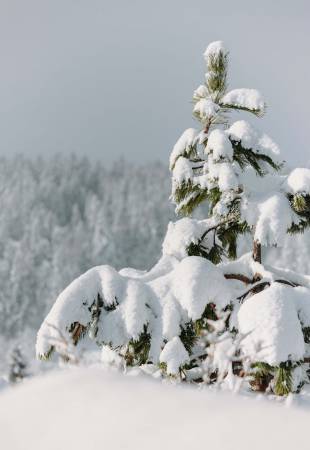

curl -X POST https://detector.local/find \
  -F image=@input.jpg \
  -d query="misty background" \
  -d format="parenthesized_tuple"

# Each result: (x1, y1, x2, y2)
(0, 1, 309, 367)
(0, 0, 309, 165)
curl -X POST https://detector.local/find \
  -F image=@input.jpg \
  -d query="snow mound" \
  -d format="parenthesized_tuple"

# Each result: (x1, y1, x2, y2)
(0, 368, 309, 450)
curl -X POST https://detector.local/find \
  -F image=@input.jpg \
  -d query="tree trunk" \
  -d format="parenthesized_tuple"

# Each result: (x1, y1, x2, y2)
(252, 239, 261, 264)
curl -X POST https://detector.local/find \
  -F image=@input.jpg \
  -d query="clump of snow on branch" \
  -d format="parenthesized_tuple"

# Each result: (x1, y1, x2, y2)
(208, 159, 239, 191)
(241, 192, 296, 246)
(193, 99, 220, 122)
(159, 336, 189, 374)
(285, 168, 310, 195)
(171, 157, 193, 184)
(162, 218, 213, 260)
(228, 120, 280, 160)
(238, 284, 305, 365)
(221, 89, 265, 115)
(206, 129, 233, 161)
(169, 128, 198, 170)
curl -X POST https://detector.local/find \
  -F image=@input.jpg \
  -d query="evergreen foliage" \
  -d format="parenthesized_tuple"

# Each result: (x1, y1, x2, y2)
(170, 42, 310, 275)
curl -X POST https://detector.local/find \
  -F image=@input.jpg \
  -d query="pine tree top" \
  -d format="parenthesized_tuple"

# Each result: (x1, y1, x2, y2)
(169, 40, 310, 264)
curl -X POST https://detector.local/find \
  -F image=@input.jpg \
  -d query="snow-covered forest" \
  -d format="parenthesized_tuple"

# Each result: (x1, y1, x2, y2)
(0, 156, 172, 359)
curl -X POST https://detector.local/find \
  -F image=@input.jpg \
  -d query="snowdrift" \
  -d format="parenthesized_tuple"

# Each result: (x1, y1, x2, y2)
(0, 368, 309, 450)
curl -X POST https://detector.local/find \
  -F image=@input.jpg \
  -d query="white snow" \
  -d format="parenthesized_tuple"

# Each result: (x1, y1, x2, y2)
(159, 336, 189, 374)
(238, 284, 305, 365)
(36, 250, 231, 372)
(228, 120, 280, 160)
(221, 88, 265, 114)
(208, 159, 239, 191)
(171, 256, 231, 319)
(193, 98, 219, 121)
(36, 265, 125, 358)
(203, 40, 226, 61)
(169, 128, 198, 170)
(162, 295, 182, 340)
(292, 286, 310, 328)
(1, 368, 310, 450)
(162, 218, 212, 260)
(193, 84, 208, 100)
(206, 129, 233, 161)
(241, 192, 295, 246)
(285, 168, 310, 194)
(171, 156, 193, 183)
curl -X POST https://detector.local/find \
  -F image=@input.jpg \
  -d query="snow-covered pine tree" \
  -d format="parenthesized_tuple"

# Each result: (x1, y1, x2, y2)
(36, 41, 310, 396)
(170, 40, 285, 265)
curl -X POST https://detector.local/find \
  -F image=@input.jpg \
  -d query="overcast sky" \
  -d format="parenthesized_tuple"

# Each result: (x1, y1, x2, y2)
(0, 0, 309, 166)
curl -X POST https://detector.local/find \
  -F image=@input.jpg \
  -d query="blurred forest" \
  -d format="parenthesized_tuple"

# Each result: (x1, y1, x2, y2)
(0, 156, 172, 341)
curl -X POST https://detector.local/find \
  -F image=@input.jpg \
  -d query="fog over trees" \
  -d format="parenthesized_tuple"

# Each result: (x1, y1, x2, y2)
(0, 156, 173, 339)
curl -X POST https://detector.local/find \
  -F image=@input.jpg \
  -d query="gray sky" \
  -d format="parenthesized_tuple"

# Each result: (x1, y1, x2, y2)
(0, 0, 309, 166)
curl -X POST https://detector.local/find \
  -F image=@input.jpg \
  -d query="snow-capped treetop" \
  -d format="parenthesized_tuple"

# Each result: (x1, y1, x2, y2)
(168, 39, 310, 278)
(203, 40, 227, 61)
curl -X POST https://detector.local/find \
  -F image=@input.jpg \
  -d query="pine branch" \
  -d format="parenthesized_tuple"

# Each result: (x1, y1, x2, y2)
(219, 101, 265, 117)
(231, 139, 282, 175)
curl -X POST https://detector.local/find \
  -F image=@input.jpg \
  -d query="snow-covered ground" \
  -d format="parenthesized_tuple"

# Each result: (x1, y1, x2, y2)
(0, 368, 310, 450)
